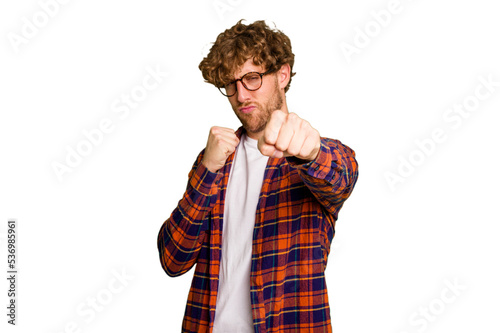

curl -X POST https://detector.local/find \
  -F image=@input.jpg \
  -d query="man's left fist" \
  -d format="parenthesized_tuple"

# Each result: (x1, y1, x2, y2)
(258, 110, 321, 161)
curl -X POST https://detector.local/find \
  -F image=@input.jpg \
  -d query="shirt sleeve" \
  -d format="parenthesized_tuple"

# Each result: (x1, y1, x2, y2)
(286, 137, 359, 218)
(157, 150, 222, 277)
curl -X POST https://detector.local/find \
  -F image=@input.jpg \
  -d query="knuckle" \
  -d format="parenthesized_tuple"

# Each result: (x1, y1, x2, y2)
(260, 145, 272, 156)
(264, 133, 275, 144)
(287, 147, 299, 156)
(273, 110, 285, 121)
(214, 135, 224, 145)
(275, 142, 286, 151)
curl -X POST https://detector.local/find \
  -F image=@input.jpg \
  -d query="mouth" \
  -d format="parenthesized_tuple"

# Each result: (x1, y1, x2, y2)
(238, 105, 256, 114)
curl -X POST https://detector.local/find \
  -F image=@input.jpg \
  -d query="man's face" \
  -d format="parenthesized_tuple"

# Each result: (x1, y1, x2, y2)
(227, 59, 284, 140)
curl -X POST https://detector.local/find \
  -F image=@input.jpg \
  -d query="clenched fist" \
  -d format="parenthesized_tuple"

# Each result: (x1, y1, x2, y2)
(258, 111, 321, 161)
(201, 126, 240, 173)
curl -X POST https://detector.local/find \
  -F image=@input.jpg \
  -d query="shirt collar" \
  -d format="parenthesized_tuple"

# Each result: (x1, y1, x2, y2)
(235, 126, 245, 139)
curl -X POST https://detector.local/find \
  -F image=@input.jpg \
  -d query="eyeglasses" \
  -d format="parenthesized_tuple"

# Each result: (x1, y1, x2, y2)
(218, 69, 273, 97)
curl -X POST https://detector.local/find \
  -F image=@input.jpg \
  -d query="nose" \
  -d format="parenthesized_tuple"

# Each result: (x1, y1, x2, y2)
(236, 80, 251, 103)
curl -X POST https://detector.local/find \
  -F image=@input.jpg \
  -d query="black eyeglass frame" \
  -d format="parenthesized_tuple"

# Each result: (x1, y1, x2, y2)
(218, 69, 274, 97)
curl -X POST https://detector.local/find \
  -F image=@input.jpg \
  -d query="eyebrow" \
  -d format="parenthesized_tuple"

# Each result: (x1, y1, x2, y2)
(228, 69, 271, 85)
(226, 71, 258, 85)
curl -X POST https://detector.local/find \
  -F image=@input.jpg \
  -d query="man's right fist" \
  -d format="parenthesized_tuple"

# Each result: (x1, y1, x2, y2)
(201, 126, 239, 173)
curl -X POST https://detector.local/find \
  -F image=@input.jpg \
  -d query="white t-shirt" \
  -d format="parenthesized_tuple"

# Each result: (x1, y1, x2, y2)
(212, 133, 269, 333)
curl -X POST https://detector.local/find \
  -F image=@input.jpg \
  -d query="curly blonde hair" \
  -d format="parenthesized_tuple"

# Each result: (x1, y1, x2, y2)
(199, 20, 296, 92)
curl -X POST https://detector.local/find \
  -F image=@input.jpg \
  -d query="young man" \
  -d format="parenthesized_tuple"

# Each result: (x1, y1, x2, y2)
(157, 20, 359, 332)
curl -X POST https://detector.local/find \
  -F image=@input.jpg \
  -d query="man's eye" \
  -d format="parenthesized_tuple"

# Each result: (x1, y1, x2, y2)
(245, 76, 259, 82)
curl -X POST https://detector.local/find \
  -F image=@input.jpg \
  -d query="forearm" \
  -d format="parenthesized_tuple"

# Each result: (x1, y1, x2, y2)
(287, 137, 359, 215)
(157, 157, 221, 277)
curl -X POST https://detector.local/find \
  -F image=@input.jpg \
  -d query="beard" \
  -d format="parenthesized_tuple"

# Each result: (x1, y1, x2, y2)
(232, 81, 284, 135)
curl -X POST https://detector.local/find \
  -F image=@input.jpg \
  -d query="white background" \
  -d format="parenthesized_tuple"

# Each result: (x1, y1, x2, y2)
(1, 0, 499, 332)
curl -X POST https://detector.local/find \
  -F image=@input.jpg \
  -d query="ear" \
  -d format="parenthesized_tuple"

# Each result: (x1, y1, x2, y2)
(277, 63, 291, 90)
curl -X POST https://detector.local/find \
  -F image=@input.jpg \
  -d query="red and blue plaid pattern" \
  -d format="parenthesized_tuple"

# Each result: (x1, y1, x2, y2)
(158, 127, 359, 332)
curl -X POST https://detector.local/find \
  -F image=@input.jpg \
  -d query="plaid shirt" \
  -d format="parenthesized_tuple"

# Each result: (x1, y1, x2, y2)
(158, 127, 359, 332)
